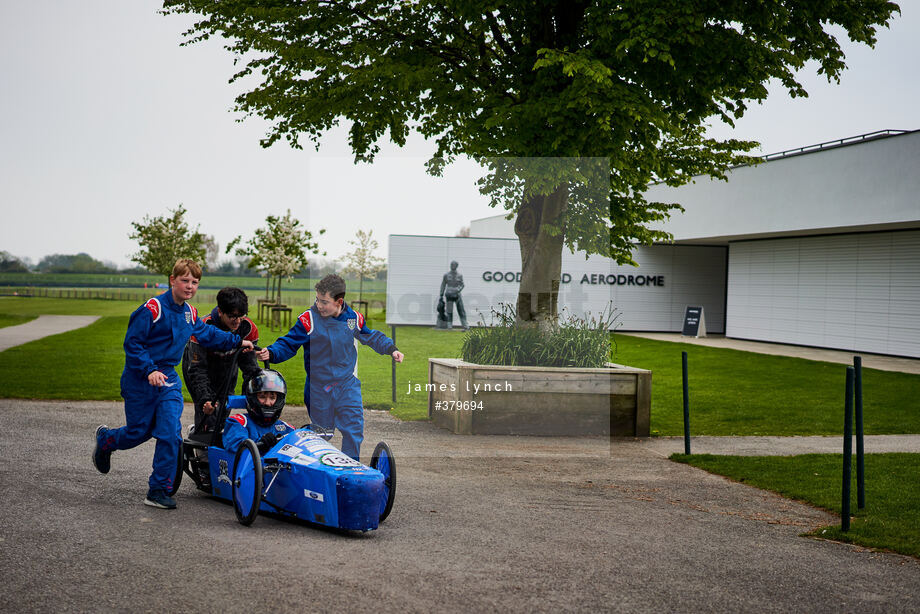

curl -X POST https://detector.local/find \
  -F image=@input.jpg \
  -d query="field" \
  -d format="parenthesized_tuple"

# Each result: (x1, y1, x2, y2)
(1, 295, 918, 432)
(673, 453, 920, 558)
(0, 271, 387, 292)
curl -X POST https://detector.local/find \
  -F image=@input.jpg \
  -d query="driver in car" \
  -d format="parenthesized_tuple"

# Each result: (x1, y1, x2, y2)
(222, 369, 295, 454)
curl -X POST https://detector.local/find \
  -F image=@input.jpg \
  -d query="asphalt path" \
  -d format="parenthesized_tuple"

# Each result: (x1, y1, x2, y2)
(1, 400, 917, 613)
(0, 315, 100, 352)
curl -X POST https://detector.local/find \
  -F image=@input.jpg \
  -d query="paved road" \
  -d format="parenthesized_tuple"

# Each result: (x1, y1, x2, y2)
(1, 400, 917, 612)
(0, 315, 100, 352)
(619, 332, 920, 375)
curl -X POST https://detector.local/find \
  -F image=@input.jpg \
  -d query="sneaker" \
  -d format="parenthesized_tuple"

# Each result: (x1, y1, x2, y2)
(144, 489, 177, 510)
(92, 425, 112, 474)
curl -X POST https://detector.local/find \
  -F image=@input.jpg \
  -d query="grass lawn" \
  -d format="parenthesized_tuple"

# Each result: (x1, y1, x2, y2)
(0, 299, 463, 420)
(671, 453, 920, 558)
(0, 314, 37, 329)
(1, 296, 917, 431)
(611, 334, 920, 436)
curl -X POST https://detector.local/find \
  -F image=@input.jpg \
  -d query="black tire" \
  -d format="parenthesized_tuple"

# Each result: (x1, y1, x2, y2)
(232, 439, 263, 526)
(165, 441, 184, 496)
(370, 441, 396, 522)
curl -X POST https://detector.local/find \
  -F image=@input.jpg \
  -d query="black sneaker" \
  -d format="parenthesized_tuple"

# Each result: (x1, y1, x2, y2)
(92, 425, 112, 474)
(144, 489, 177, 509)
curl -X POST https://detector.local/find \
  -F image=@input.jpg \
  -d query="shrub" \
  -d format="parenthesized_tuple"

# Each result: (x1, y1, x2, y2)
(460, 304, 617, 368)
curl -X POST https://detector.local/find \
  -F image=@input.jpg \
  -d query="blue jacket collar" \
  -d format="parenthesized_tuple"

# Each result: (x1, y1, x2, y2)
(160, 288, 185, 313)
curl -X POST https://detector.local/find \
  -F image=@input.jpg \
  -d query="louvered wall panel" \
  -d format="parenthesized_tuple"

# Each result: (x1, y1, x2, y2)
(726, 230, 920, 357)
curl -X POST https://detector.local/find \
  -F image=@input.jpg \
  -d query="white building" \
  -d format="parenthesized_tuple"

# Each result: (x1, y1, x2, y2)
(388, 130, 920, 358)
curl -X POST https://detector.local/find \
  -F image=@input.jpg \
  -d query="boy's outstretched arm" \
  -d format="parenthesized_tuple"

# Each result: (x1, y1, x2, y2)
(354, 313, 401, 360)
(190, 314, 244, 351)
(260, 311, 313, 363)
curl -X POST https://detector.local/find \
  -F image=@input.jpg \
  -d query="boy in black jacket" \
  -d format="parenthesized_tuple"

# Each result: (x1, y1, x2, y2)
(182, 287, 260, 432)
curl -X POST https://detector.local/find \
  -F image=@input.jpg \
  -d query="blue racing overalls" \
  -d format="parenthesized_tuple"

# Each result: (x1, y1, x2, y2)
(265, 303, 396, 460)
(222, 413, 295, 453)
(98, 290, 241, 491)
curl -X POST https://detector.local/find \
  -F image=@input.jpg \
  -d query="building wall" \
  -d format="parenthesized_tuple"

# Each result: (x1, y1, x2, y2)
(645, 131, 920, 242)
(386, 235, 727, 332)
(726, 230, 920, 357)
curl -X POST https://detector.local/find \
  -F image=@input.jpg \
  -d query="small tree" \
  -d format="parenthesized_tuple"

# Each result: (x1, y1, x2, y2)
(227, 210, 325, 304)
(0, 251, 29, 273)
(130, 205, 206, 280)
(340, 229, 385, 307)
(202, 235, 220, 271)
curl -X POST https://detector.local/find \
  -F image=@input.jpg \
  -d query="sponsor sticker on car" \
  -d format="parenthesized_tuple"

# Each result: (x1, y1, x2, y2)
(276, 444, 303, 458)
(303, 489, 324, 502)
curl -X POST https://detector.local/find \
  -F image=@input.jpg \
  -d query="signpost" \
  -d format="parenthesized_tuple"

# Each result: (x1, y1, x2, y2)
(681, 306, 707, 338)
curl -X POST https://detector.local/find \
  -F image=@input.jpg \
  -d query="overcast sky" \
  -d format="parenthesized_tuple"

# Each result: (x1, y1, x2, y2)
(1, 1, 917, 268)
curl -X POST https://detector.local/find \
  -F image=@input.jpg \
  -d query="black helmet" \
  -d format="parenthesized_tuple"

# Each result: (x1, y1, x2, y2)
(243, 369, 287, 427)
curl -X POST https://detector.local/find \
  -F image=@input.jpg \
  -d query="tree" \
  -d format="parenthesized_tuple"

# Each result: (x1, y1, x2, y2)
(37, 252, 113, 274)
(227, 210, 325, 304)
(0, 251, 29, 273)
(202, 234, 220, 271)
(130, 205, 207, 280)
(340, 229, 386, 307)
(163, 0, 899, 325)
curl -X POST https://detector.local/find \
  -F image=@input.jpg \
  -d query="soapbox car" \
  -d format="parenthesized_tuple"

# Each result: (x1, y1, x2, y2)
(171, 350, 395, 531)
(178, 396, 395, 530)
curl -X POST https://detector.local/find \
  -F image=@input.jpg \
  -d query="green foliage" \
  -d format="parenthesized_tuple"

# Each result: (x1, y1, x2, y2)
(227, 210, 325, 278)
(36, 253, 113, 274)
(160, 0, 898, 266)
(129, 204, 207, 279)
(0, 251, 29, 273)
(226, 210, 325, 302)
(672, 453, 920, 558)
(461, 304, 615, 367)
(613, 334, 920, 436)
(340, 229, 385, 305)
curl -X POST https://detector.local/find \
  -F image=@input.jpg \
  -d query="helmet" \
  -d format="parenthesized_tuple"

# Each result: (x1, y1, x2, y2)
(243, 369, 287, 427)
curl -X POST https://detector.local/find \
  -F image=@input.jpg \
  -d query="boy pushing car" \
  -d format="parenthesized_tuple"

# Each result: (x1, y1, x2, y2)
(92, 259, 254, 509)
(256, 274, 403, 461)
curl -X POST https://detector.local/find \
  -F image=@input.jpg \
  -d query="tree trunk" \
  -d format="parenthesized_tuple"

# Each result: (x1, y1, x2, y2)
(265, 274, 270, 299)
(515, 184, 568, 328)
(358, 275, 364, 306)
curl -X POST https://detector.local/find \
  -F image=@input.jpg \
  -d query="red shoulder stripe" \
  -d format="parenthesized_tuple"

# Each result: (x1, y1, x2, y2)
(189, 304, 198, 323)
(229, 414, 247, 427)
(298, 310, 313, 334)
(357, 311, 365, 330)
(144, 298, 161, 322)
(244, 317, 259, 342)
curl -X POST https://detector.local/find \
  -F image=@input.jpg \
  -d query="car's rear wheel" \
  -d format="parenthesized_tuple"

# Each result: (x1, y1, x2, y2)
(370, 441, 396, 522)
(232, 439, 263, 526)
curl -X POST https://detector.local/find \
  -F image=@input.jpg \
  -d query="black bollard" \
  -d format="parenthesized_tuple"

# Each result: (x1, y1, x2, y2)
(842, 366, 854, 532)
(854, 356, 865, 509)
(682, 351, 690, 455)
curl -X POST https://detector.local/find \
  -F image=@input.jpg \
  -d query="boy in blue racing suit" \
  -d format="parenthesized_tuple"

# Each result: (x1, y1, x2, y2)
(92, 259, 255, 510)
(256, 274, 404, 461)
(222, 369, 295, 454)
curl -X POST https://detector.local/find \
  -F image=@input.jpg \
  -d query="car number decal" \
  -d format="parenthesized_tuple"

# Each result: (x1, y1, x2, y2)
(319, 452, 362, 467)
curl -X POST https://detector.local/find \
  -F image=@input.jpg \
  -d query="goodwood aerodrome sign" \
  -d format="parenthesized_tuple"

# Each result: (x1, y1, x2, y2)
(482, 271, 665, 287)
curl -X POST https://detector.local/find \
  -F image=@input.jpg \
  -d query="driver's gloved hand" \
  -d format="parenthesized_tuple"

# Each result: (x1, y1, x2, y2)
(256, 432, 278, 454)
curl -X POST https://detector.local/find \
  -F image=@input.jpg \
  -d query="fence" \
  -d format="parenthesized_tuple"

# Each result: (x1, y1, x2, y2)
(1, 286, 386, 310)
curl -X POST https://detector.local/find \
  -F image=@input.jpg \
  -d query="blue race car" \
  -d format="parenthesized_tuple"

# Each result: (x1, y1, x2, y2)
(175, 358, 395, 530)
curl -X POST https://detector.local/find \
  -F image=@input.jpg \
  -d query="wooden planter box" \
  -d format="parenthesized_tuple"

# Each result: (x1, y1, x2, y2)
(427, 359, 651, 437)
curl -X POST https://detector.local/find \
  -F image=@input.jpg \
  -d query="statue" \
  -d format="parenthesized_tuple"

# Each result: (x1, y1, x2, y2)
(437, 260, 468, 329)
